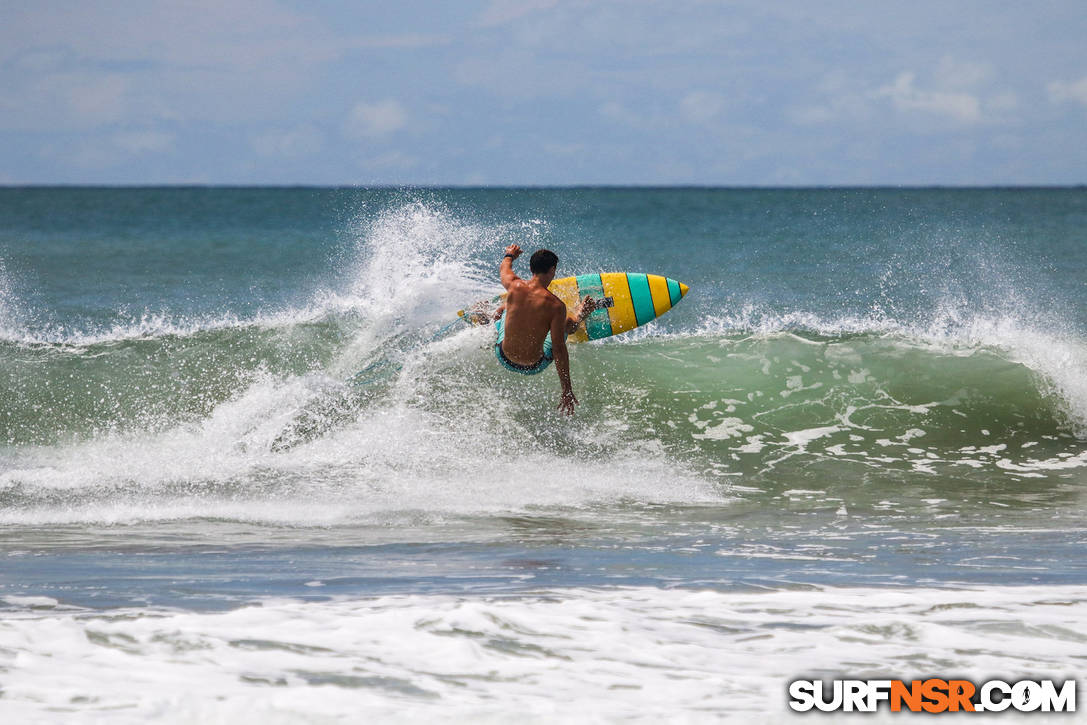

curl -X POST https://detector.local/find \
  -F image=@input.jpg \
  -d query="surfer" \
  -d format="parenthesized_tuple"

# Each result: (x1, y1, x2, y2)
(494, 245, 595, 415)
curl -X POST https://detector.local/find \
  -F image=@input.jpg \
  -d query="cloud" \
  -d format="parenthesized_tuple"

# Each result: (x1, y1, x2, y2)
(0, 0, 347, 131)
(3, 3, 1084, 184)
(598, 101, 652, 130)
(0, 1, 340, 71)
(252, 126, 323, 158)
(790, 95, 872, 125)
(1047, 76, 1087, 108)
(344, 100, 409, 138)
(112, 130, 174, 154)
(679, 91, 725, 124)
(542, 141, 585, 156)
(9, 47, 72, 73)
(789, 71, 874, 126)
(351, 33, 449, 49)
(796, 60, 1014, 129)
(933, 56, 992, 89)
(39, 130, 175, 170)
(361, 150, 419, 171)
(877, 72, 981, 123)
(476, 0, 559, 28)
(986, 92, 1018, 113)
(67, 74, 131, 123)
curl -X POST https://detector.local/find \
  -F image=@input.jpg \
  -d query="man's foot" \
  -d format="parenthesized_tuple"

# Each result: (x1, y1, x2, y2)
(575, 295, 597, 320)
(462, 302, 496, 326)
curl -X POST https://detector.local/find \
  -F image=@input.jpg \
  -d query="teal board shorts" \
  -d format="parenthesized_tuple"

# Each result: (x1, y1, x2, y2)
(494, 315, 554, 375)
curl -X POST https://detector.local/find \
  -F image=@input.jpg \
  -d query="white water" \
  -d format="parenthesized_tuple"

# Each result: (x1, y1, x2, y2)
(1, 585, 1083, 723)
(3, 194, 1087, 722)
(5, 227, 1087, 528)
(0, 203, 722, 526)
(694, 303, 1087, 434)
(0, 201, 516, 348)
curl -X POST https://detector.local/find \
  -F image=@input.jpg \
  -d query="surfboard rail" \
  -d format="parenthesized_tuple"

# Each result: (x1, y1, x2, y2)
(458, 272, 689, 342)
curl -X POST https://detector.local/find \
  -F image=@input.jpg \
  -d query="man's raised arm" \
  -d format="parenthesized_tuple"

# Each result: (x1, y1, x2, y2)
(500, 244, 522, 290)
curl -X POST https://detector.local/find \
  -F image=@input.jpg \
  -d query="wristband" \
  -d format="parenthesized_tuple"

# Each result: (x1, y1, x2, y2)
(503, 253, 515, 259)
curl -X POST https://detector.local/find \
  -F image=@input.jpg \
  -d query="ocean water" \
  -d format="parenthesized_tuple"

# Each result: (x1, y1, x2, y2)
(1, 187, 1085, 721)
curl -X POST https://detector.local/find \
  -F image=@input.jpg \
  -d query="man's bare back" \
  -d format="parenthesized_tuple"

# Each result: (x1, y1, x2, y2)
(495, 245, 593, 415)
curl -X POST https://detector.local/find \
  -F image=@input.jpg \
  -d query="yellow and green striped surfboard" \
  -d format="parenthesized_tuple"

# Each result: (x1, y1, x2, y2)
(458, 272, 689, 343)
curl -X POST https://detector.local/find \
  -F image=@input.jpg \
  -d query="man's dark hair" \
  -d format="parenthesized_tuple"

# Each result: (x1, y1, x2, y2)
(529, 249, 559, 275)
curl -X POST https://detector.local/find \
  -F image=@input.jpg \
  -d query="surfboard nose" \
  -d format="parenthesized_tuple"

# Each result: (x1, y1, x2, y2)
(679, 283, 689, 298)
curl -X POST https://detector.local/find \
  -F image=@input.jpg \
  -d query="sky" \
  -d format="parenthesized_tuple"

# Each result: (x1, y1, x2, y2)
(1, 0, 1085, 186)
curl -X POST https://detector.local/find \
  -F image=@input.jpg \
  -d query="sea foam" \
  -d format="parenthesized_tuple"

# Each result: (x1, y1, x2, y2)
(1, 585, 1083, 722)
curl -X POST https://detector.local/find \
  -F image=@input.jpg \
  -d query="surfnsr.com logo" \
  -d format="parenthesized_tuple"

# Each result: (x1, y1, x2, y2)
(788, 679, 1076, 713)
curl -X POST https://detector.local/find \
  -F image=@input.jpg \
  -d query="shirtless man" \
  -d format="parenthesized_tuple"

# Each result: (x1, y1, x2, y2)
(494, 245, 594, 415)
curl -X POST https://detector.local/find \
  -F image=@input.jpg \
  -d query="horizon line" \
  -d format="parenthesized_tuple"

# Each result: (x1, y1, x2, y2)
(1, 183, 1085, 191)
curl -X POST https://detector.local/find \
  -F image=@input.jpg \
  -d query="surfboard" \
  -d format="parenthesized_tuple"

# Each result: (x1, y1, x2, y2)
(457, 272, 689, 342)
